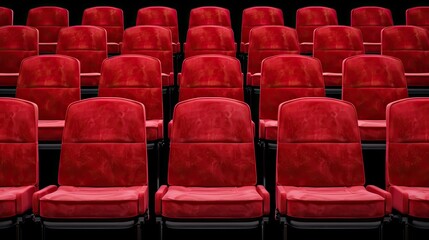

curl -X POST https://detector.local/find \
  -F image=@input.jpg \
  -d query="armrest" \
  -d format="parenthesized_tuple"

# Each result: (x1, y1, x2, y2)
(366, 185, 392, 214)
(138, 186, 149, 215)
(168, 120, 173, 139)
(177, 73, 182, 86)
(389, 185, 410, 215)
(276, 186, 288, 216)
(32, 185, 58, 215)
(155, 185, 169, 215)
(256, 185, 270, 215)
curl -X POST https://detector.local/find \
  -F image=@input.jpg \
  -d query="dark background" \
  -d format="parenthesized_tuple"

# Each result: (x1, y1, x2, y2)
(2, 0, 429, 45)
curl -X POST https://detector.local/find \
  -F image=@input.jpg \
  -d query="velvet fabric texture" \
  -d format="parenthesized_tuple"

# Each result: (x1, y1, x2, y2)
(184, 25, 236, 58)
(240, 6, 284, 53)
(178, 54, 244, 102)
(342, 55, 408, 141)
(389, 186, 429, 218)
(350, 7, 393, 54)
(136, 7, 180, 53)
(82, 7, 124, 54)
(122, 26, 174, 86)
(189, 7, 231, 28)
(98, 55, 163, 141)
(0, 98, 38, 218)
(247, 26, 300, 86)
(296, 7, 338, 54)
(313, 26, 364, 86)
(259, 55, 325, 140)
(57, 26, 107, 86)
(406, 7, 429, 32)
(0, 7, 13, 26)
(381, 26, 429, 86)
(26, 7, 69, 53)
(0, 26, 38, 86)
(16, 55, 80, 141)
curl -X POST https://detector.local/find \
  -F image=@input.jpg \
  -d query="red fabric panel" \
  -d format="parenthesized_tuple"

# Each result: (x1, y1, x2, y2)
(276, 186, 385, 219)
(0, 98, 38, 187)
(184, 25, 236, 58)
(0, 7, 13, 26)
(358, 120, 386, 141)
(259, 55, 325, 121)
(39, 186, 147, 219)
(98, 55, 163, 120)
(179, 88, 244, 102)
(82, 7, 124, 44)
(0, 186, 35, 218)
(32, 185, 57, 215)
(38, 120, 65, 142)
(161, 186, 263, 219)
(406, 7, 429, 31)
(189, 7, 231, 28)
(389, 186, 429, 218)
(240, 7, 284, 52)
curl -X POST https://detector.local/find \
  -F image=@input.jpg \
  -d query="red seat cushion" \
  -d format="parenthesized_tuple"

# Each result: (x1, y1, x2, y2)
(0, 186, 35, 218)
(161, 186, 264, 219)
(390, 186, 429, 218)
(358, 120, 386, 141)
(39, 186, 148, 219)
(259, 119, 277, 141)
(276, 186, 386, 219)
(38, 120, 65, 141)
(146, 119, 163, 141)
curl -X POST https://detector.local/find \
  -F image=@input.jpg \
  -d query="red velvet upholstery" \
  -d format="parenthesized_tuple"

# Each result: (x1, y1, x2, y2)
(313, 26, 364, 86)
(16, 55, 80, 141)
(247, 26, 300, 86)
(178, 54, 243, 101)
(276, 98, 391, 219)
(0, 26, 38, 86)
(0, 98, 38, 218)
(259, 55, 325, 141)
(342, 55, 408, 141)
(240, 6, 284, 53)
(189, 6, 231, 28)
(406, 7, 429, 32)
(381, 25, 429, 86)
(98, 55, 163, 141)
(82, 6, 124, 54)
(0, 7, 13, 26)
(387, 98, 429, 218)
(34, 98, 149, 219)
(296, 6, 338, 55)
(351, 7, 393, 54)
(184, 25, 236, 58)
(136, 7, 180, 53)
(26, 7, 69, 53)
(122, 26, 174, 86)
(156, 98, 269, 219)
(57, 26, 107, 86)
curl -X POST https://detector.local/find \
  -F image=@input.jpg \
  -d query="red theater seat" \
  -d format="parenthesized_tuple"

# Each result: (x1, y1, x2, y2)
(189, 6, 231, 28)
(16, 55, 81, 142)
(406, 6, 429, 32)
(0, 7, 13, 26)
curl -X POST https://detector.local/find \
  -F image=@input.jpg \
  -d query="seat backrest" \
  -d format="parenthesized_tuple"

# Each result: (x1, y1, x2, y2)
(16, 55, 80, 120)
(296, 6, 338, 53)
(26, 7, 69, 43)
(98, 55, 163, 121)
(387, 98, 429, 188)
(277, 97, 364, 187)
(406, 6, 429, 32)
(57, 26, 107, 74)
(241, 6, 284, 52)
(169, 97, 256, 187)
(342, 55, 408, 120)
(259, 55, 325, 121)
(189, 6, 231, 28)
(247, 25, 300, 75)
(82, 6, 124, 44)
(179, 54, 243, 101)
(0, 7, 13, 26)
(0, 26, 38, 74)
(122, 25, 173, 76)
(351, 6, 393, 44)
(136, 6, 179, 46)
(381, 25, 429, 74)
(59, 98, 147, 187)
(184, 25, 236, 58)
(0, 98, 38, 187)
(313, 25, 364, 73)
